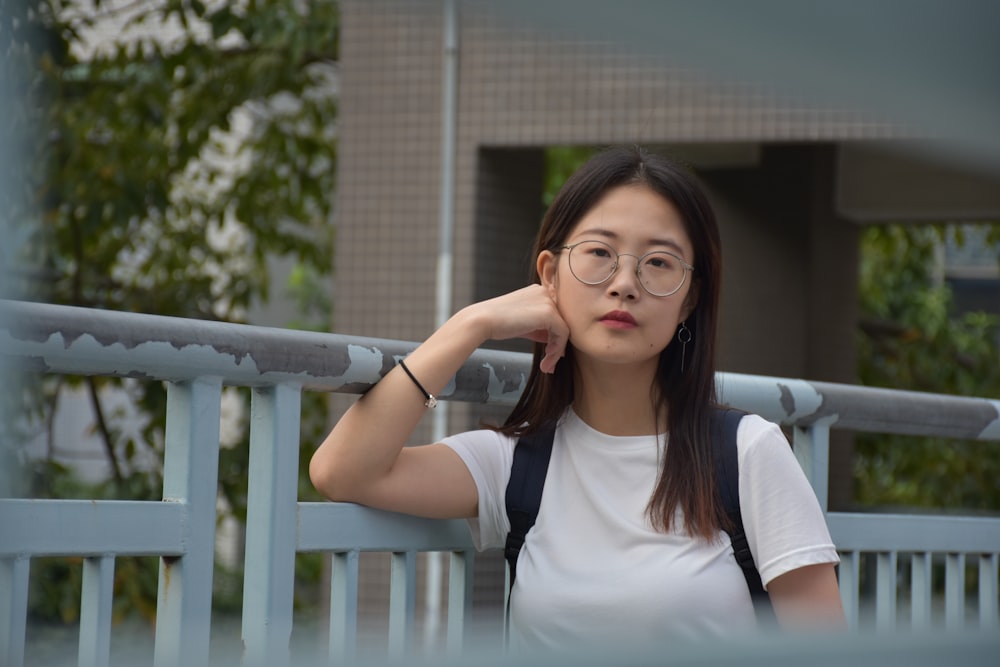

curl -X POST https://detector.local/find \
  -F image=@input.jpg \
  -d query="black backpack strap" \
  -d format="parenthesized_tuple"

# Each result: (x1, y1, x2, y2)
(503, 427, 556, 591)
(712, 407, 776, 623)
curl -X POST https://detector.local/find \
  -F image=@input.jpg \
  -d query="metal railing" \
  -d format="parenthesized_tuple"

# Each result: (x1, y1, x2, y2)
(1, 299, 999, 667)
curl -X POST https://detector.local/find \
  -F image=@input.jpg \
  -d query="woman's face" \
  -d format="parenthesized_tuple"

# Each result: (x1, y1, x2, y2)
(538, 183, 697, 372)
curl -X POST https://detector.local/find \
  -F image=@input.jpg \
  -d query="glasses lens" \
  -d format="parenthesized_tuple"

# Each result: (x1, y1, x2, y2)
(568, 241, 617, 284)
(639, 252, 686, 296)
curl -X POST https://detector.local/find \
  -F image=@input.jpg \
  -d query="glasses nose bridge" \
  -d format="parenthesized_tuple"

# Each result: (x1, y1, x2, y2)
(606, 250, 646, 291)
(611, 251, 644, 279)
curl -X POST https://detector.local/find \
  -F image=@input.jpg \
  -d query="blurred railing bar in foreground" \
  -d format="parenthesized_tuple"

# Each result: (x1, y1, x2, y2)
(1, 299, 999, 667)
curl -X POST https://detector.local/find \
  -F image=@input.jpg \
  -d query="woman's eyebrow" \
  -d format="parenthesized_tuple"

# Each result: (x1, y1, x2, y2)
(649, 237, 687, 256)
(575, 228, 688, 257)
(573, 227, 617, 241)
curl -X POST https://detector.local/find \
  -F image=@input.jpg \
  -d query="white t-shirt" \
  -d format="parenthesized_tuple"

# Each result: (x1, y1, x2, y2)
(442, 408, 839, 650)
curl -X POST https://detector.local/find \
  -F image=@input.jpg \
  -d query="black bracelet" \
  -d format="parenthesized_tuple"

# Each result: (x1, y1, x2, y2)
(398, 359, 438, 408)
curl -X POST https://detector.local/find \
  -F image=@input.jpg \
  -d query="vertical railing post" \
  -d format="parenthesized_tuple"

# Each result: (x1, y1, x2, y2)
(838, 551, 860, 632)
(792, 423, 830, 509)
(153, 378, 223, 667)
(980, 553, 999, 630)
(241, 383, 302, 667)
(446, 549, 474, 655)
(945, 553, 966, 631)
(329, 549, 360, 662)
(875, 551, 898, 633)
(910, 552, 933, 630)
(388, 550, 417, 659)
(0, 556, 30, 667)
(78, 554, 116, 667)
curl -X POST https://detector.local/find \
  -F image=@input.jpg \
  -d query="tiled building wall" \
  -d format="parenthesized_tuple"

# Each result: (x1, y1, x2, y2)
(330, 0, 909, 645)
(331, 2, 446, 647)
(333, 0, 901, 403)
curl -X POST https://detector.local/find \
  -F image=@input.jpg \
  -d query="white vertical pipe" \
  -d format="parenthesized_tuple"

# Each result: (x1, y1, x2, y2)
(434, 0, 459, 437)
(427, 0, 460, 649)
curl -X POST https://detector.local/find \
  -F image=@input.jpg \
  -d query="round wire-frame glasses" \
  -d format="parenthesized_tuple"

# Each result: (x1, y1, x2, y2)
(559, 239, 694, 297)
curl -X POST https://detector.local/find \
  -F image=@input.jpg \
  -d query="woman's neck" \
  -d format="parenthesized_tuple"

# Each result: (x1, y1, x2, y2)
(571, 360, 663, 436)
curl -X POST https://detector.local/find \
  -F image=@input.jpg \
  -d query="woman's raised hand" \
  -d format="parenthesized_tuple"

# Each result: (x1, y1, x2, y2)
(310, 284, 569, 517)
(464, 284, 569, 374)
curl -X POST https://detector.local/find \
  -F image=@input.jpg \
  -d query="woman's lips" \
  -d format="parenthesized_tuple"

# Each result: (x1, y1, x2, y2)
(600, 310, 637, 328)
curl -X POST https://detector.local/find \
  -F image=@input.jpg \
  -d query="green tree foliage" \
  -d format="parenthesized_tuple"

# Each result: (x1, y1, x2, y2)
(855, 223, 1000, 512)
(3, 0, 338, 623)
(18, 0, 337, 314)
(542, 145, 598, 207)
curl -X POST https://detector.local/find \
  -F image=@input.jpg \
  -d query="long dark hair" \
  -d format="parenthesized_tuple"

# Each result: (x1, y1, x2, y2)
(498, 146, 725, 541)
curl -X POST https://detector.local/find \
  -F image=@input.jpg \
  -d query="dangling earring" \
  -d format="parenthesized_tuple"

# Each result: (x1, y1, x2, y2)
(677, 321, 692, 373)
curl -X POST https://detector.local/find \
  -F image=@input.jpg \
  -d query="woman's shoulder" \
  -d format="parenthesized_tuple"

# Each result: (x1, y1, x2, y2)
(441, 427, 516, 450)
(734, 412, 793, 461)
(735, 411, 782, 437)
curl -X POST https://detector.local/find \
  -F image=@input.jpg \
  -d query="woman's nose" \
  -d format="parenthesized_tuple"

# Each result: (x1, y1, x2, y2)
(606, 256, 642, 299)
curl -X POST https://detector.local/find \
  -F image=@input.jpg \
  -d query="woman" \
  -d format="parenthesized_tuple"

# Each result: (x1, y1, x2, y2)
(310, 146, 844, 649)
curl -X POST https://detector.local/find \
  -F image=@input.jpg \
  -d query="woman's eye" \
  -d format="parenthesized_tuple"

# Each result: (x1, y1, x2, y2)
(645, 255, 675, 270)
(585, 245, 612, 258)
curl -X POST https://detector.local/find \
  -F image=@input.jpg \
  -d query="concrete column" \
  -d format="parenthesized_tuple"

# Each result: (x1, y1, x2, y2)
(702, 144, 857, 508)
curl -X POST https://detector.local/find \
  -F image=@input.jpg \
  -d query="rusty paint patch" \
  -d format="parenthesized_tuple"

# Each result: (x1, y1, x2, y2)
(161, 554, 180, 595)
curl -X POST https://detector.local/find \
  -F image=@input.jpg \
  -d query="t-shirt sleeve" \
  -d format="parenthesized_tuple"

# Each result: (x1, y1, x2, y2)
(737, 415, 840, 588)
(441, 429, 516, 551)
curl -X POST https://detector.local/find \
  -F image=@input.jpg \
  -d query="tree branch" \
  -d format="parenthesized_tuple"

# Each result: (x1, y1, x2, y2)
(858, 316, 912, 340)
(86, 377, 123, 484)
(45, 377, 63, 462)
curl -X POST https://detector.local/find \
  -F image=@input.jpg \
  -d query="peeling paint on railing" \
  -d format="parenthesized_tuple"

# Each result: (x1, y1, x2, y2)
(0, 300, 529, 405)
(716, 372, 1000, 440)
(2, 299, 998, 435)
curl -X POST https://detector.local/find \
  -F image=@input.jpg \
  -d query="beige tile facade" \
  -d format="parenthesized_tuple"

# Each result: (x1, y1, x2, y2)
(333, 0, 901, 403)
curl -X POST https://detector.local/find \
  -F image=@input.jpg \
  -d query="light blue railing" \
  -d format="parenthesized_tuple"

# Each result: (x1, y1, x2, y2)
(1, 299, 999, 667)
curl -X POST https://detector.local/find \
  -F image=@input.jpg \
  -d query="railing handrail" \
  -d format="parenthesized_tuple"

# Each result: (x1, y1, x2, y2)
(3, 298, 999, 438)
(0, 298, 528, 401)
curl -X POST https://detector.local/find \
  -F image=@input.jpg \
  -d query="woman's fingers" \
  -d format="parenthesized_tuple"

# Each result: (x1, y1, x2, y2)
(522, 325, 567, 374)
(518, 288, 568, 374)
(539, 329, 566, 374)
(479, 286, 569, 373)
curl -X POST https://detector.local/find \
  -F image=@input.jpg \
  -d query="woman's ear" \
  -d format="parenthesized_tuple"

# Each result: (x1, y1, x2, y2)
(537, 250, 559, 296)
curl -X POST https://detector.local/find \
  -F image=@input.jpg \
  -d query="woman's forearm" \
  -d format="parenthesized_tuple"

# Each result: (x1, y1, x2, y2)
(309, 284, 567, 507)
(308, 306, 487, 502)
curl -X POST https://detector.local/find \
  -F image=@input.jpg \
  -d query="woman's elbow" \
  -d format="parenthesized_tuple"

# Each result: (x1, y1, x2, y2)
(309, 448, 351, 502)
